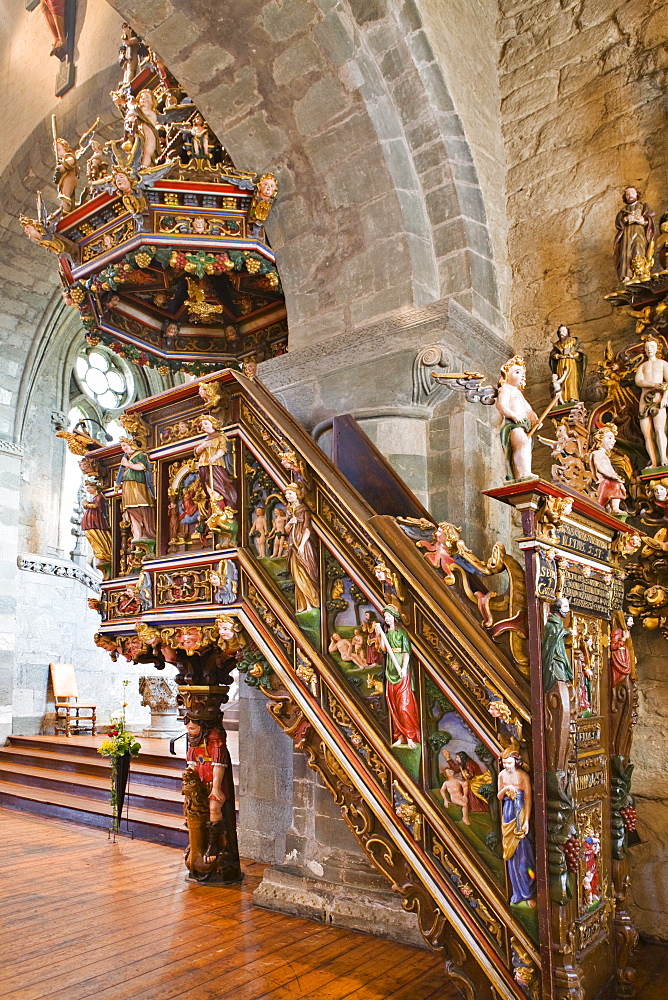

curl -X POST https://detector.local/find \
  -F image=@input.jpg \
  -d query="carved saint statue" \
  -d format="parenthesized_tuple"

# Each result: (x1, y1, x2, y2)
(549, 325, 585, 403)
(133, 90, 162, 168)
(194, 414, 238, 509)
(496, 356, 538, 480)
(614, 186, 655, 284)
(542, 597, 572, 690)
(181, 113, 213, 162)
(611, 621, 633, 688)
(118, 23, 144, 85)
(53, 138, 78, 214)
(284, 484, 319, 613)
(51, 117, 100, 214)
(590, 424, 626, 514)
(116, 438, 156, 541)
(81, 481, 112, 575)
(635, 338, 668, 468)
(374, 606, 421, 749)
(542, 597, 572, 773)
(497, 751, 536, 906)
(183, 715, 241, 883)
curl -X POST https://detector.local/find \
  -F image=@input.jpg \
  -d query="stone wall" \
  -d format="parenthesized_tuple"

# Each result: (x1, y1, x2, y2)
(499, 0, 668, 384)
(626, 630, 668, 940)
(0, 442, 22, 741)
(13, 562, 154, 734)
(107, 0, 510, 338)
(0, 2, 121, 174)
(417, 0, 511, 316)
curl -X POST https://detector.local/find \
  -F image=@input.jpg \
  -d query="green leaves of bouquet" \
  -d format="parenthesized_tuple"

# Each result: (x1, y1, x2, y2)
(97, 720, 142, 759)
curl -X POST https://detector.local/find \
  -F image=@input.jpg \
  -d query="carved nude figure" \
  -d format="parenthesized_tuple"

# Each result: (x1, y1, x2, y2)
(440, 767, 471, 825)
(635, 338, 668, 468)
(328, 632, 367, 667)
(250, 506, 268, 558)
(496, 357, 538, 480)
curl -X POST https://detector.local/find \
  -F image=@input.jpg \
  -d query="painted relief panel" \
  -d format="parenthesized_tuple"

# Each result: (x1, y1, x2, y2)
(166, 415, 238, 554)
(576, 801, 604, 917)
(424, 679, 501, 882)
(245, 454, 320, 649)
(572, 613, 603, 719)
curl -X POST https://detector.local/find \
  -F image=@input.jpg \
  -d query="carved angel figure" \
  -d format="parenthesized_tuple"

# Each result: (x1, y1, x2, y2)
(247, 173, 278, 237)
(91, 135, 175, 219)
(20, 193, 68, 255)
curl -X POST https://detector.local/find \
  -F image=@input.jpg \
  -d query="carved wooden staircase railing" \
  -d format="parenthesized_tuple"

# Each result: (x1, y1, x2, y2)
(90, 370, 637, 1000)
(214, 378, 536, 999)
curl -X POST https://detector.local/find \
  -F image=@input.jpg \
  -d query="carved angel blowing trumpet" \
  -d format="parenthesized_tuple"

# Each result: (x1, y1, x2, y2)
(433, 357, 560, 481)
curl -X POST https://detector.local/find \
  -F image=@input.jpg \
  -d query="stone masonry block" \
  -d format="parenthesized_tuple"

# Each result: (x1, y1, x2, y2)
(272, 34, 326, 87)
(314, 12, 356, 67)
(425, 183, 461, 228)
(293, 76, 352, 136)
(145, 10, 201, 57)
(261, 0, 318, 43)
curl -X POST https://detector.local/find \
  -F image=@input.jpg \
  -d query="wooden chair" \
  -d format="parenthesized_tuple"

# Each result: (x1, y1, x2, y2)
(50, 663, 97, 737)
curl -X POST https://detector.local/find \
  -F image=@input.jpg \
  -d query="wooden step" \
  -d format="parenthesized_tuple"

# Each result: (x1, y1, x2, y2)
(0, 761, 185, 815)
(0, 731, 240, 848)
(0, 780, 189, 847)
(0, 745, 185, 790)
(6, 734, 189, 770)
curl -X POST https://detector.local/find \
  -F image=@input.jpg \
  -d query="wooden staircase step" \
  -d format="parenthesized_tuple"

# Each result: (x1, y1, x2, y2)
(5, 735, 189, 770)
(0, 761, 185, 814)
(0, 731, 240, 848)
(0, 780, 189, 847)
(0, 746, 186, 789)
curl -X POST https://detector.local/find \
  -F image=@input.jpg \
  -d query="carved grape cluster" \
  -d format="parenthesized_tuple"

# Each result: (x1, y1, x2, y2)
(170, 251, 188, 269)
(620, 805, 637, 831)
(563, 834, 581, 872)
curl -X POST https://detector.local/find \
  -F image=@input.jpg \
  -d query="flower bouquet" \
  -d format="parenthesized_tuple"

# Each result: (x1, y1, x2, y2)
(98, 719, 142, 832)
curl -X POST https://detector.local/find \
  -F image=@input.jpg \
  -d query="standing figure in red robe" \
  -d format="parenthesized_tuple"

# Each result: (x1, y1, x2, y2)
(374, 606, 421, 749)
(611, 624, 633, 687)
(184, 715, 241, 883)
(361, 610, 384, 666)
(41, 0, 67, 59)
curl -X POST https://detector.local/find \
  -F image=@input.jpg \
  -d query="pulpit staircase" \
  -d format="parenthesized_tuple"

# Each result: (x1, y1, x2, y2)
(89, 370, 636, 1000)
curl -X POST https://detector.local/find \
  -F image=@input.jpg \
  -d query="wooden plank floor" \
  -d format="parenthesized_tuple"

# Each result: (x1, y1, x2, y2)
(1, 808, 666, 999)
(0, 808, 457, 1000)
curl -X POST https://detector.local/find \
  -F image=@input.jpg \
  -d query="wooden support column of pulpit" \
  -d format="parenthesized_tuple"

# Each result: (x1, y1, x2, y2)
(487, 480, 640, 1000)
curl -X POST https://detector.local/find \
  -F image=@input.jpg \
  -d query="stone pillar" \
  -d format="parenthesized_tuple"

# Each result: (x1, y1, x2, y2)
(237, 682, 293, 862)
(138, 675, 181, 738)
(0, 441, 22, 741)
(252, 752, 424, 947)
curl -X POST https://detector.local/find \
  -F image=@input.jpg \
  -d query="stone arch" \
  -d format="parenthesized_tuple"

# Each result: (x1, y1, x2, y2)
(105, 0, 506, 344)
